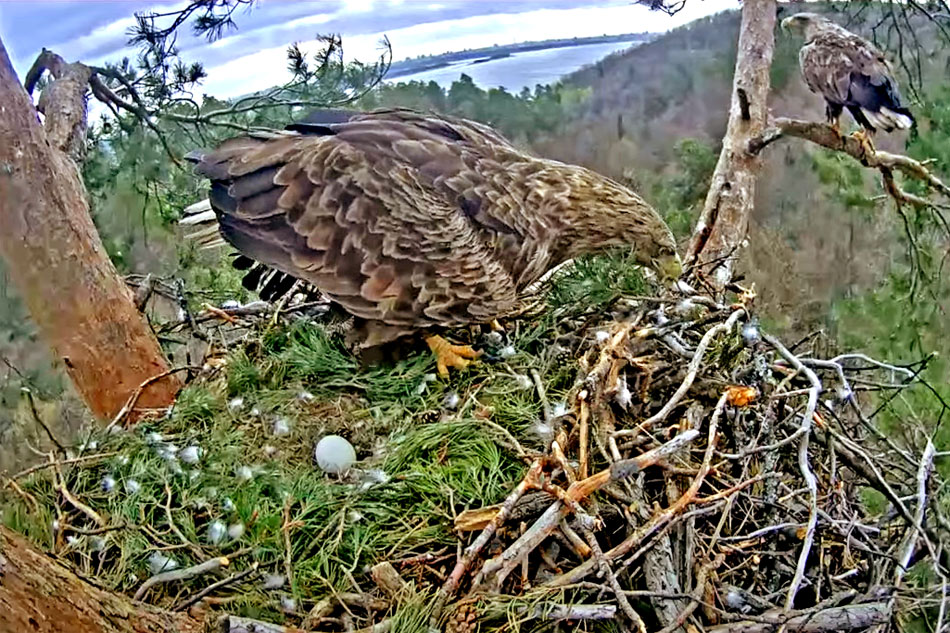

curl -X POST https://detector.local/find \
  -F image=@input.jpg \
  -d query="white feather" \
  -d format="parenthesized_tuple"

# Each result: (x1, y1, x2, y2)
(881, 108, 913, 130)
(180, 199, 213, 222)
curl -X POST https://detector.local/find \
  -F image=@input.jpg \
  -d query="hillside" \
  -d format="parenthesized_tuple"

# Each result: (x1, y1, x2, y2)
(530, 5, 941, 335)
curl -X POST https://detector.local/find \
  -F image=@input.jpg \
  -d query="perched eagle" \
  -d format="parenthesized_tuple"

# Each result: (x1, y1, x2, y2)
(782, 12, 914, 134)
(184, 108, 679, 375)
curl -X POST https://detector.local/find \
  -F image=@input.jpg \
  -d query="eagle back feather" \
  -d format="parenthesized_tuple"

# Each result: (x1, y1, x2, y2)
(191, 109, 677, 345)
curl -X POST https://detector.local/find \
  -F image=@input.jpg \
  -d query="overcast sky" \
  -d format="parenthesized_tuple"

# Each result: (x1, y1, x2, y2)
(0, 0, 737, 99)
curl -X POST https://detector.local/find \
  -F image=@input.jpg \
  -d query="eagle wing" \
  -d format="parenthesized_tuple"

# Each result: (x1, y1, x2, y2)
(194, 111, 536, 344)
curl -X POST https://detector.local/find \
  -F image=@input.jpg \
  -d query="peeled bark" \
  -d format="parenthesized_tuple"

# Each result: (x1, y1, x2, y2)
(685, 0, 777, 289)
(0, 527, 205, 633)
(0, 36, 181, 421)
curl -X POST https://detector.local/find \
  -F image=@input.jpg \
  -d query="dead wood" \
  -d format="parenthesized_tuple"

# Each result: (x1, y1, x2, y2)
(685, 0, 777, 288)
(0, 36, 181, 421)
(0, 526, 207, 633)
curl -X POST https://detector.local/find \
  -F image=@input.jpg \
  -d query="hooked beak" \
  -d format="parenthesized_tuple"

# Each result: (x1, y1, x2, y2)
(653, 252, 683, 283)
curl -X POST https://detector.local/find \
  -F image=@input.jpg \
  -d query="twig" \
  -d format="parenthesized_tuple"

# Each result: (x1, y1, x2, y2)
(105, 366, 197, 430)
(705, 601, 890, 633)
(894, 439, 935, 587)
(482, 430, 700, 589)
(435, 459, 543, 617)
(580, 523, 647, 633)
(173, 562, 259, 611)
(21, 388, 66, 454)
(53, 460, 104, 527)
(616, 309, 744, 437)
(134, 556, 229, 601)
(11, 451, 119, 481)
(1, 475, 40, 514)
(656, 553, 725, 633)
(531, 369, 552, 421)
(578, 391, 590, 480)
(282, 496, 297, 594)
(764, 334, 821, 612)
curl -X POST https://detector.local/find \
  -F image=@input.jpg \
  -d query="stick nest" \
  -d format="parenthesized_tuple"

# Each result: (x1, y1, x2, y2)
(2, 271, 947, 633)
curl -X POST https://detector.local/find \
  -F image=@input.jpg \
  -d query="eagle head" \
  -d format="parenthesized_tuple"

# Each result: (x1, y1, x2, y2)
(781, 12, 827, 37)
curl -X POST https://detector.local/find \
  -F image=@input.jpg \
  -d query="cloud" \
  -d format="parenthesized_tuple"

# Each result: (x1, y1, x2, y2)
(1, 0, 738, 98)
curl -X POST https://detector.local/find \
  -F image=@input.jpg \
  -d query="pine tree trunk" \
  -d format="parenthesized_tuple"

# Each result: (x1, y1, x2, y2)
(685, 0, 777, 289)
(0, 37, 181, 421)
(0, 527, 206, 633)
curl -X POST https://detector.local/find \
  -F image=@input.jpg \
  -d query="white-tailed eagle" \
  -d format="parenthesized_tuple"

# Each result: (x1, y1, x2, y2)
(184, 108, 680, 375)
(782, 12, 914, 134)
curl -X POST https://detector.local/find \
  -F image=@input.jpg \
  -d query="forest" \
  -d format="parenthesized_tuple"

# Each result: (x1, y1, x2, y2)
(0, 1, 948, 632)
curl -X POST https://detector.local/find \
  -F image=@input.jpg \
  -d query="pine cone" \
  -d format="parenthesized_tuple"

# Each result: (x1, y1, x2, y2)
(445, 602, 478, 633)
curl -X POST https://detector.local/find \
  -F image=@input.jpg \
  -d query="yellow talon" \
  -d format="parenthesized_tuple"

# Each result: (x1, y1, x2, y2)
(851, 128, 876, 157)
(426, 335, 481, 378)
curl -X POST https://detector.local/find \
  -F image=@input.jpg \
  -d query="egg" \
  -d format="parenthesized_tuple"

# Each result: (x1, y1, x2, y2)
(314, 435, 357, 474)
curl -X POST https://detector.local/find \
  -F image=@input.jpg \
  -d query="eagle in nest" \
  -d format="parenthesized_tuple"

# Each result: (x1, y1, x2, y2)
(782, 12, 914, 148)
(184, 108, 679, 376)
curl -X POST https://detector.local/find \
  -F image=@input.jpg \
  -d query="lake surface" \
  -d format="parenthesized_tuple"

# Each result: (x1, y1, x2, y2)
(388, 41, 636, 92)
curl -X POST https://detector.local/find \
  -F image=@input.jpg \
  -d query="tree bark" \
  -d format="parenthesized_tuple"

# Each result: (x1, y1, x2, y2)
(685, 0, 777, 289)
(0, 36, 181, 421)
(0, 527, 206, 633)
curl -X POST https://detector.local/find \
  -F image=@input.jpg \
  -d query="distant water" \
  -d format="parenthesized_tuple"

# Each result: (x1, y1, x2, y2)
(388, 41, 636, 92)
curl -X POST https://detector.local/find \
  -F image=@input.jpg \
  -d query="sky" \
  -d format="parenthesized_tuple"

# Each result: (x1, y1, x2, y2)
(0, 0, 738, 99)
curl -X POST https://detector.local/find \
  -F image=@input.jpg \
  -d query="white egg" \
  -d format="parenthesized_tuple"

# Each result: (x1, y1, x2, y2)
(314, 435, 357, 474)
(125, 479, 141, 495)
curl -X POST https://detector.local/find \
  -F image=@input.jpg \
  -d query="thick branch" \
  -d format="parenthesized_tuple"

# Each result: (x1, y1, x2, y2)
(706, 602, 890, 633)
(685, 0, 777, 289)
(750, 118, 950, 198)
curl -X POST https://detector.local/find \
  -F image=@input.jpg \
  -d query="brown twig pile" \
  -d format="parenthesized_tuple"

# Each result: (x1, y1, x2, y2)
(427, 286, 947, 633)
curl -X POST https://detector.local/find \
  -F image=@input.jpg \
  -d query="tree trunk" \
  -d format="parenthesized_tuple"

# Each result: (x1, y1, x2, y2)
(685, 0, 777, 289)
(0, 527, 205, 633)
(0, 37, 181, 421)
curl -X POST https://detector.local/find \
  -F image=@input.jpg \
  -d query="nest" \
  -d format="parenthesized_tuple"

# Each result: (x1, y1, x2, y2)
(427, 284, 947, 633)
(2, 277, 946, 633)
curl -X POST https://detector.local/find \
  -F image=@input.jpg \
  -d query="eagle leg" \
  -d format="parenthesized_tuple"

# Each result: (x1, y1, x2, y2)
(826, 102, 844, 137)
(850, 128, 877, 158)
(426, 335, 481, 378)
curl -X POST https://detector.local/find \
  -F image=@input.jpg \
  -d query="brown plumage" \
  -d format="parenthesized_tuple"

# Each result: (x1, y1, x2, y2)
(782, 12, 914, 133)
(186, 108, 678, 358)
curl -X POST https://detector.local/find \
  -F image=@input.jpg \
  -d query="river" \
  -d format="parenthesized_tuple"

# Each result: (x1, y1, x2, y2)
(388, 41, 636, 92)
